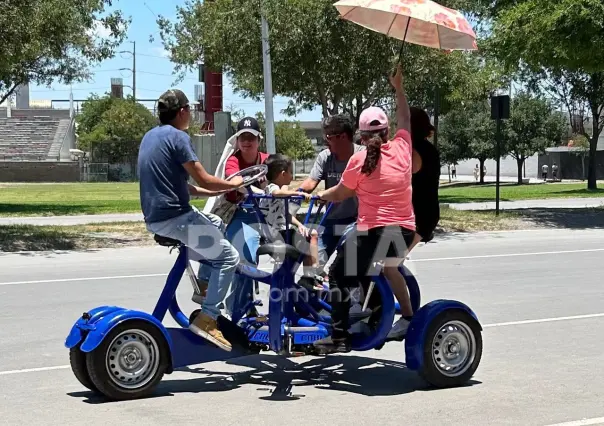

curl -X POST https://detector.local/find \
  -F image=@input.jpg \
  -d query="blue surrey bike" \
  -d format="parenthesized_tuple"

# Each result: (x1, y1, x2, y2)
(65, 164, 483, 401)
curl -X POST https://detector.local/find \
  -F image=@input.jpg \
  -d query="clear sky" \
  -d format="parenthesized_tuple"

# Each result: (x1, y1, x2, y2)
(27, 0, 322, 122)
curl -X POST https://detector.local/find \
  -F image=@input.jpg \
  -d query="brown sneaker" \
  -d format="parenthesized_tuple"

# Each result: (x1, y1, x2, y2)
(189, 313, 232, 352)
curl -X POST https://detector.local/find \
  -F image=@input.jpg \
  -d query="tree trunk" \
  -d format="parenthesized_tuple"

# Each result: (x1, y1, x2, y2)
(517, 157, 524, 184)
(479, 158, 485, 184)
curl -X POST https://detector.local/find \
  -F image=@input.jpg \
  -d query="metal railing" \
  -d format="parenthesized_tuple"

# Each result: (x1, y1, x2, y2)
(55, 116, 75, 161)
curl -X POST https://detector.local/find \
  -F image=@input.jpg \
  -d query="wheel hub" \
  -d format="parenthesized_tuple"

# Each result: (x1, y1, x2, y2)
(431, 320, 476, 377)
(106, 329, 160, 390)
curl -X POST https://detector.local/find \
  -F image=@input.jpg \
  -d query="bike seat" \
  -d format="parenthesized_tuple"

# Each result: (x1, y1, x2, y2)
(154, 234, 181, 247)
(256, 241, 303, 261)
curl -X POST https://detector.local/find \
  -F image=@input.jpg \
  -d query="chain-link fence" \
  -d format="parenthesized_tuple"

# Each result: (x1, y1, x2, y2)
(80, 162, 109, 182)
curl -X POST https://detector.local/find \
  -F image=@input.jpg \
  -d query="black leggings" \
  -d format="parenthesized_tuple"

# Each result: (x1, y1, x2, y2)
(327, 225, 415, 340)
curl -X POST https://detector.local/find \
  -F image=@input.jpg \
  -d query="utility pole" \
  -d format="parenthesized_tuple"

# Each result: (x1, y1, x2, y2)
(132, 41, 136, 101)
(119, 41, 136, 101)
(260, 5, 276, 154)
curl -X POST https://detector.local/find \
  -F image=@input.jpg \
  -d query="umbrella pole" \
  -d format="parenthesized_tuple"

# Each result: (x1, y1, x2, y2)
(397, 18, 412, 65)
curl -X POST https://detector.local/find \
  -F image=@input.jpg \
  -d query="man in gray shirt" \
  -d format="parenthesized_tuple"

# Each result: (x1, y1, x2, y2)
(299, 114, 365, 266)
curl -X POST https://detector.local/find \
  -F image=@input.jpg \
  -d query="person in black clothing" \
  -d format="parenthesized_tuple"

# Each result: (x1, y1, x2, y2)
(409, 107, 441, 249)
(386, 107, 441, 340)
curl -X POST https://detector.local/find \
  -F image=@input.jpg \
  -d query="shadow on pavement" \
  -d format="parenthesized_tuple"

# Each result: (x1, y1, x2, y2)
(514, 207, 604, 230)
(67, 354, 481, 403)
(0, 224, 146, 254)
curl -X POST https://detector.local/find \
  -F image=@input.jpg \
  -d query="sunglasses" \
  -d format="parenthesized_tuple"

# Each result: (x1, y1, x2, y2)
(324, 132, 344, 140)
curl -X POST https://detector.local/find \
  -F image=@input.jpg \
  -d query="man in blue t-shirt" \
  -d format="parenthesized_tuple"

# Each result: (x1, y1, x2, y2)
(138, 89, 244, 352)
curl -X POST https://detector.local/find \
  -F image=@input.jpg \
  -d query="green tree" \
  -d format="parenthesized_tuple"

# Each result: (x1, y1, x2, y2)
(488, 0, 604, 189)
(187, 121, 202, 136)
(156, 0, 484, 125)
(0, 0, 129, 104)
(78, 95, 157, 163)
(275, 121, 315, 162)
(254, 112, 315, 164)
(504, 92, 568, 184)
(440, 100, 496, 184)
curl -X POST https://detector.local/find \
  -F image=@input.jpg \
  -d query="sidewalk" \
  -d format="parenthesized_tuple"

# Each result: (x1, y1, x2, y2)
(1, 196, 603, 226)
(440, 174, 584, 185)
(448, 197, 604, 211)
(0, 213, 144, 226)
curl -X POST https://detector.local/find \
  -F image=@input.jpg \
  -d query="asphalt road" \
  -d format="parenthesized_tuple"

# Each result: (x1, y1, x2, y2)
(1, 229, 604, 426)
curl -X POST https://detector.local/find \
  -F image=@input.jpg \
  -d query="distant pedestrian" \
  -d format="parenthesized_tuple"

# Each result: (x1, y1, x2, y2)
(552, 162, 558, 181)
(451, 163, 456, 179)
(541, 164, 548, 181)
(473, 164, 479, 182)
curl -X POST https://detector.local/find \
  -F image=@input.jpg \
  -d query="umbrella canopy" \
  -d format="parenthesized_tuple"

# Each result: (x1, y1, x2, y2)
(334, 0, 478, 51)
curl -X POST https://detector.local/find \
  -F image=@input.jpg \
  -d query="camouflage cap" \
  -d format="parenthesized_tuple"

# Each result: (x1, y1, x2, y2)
(157, 89, 189, 113)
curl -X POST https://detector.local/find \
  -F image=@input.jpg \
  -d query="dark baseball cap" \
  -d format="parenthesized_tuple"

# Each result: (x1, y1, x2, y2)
(157, 89, 190, 113)
(234, 116, 262, 138)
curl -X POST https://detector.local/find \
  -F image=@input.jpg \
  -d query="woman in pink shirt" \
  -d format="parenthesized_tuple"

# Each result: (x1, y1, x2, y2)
(313, 66, 416, 353)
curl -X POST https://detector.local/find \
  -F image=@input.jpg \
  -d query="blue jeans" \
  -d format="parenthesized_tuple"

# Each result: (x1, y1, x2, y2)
(147, 207, 240, 320)
(198, 207, 260, 319)
(317, 216, 358, 267)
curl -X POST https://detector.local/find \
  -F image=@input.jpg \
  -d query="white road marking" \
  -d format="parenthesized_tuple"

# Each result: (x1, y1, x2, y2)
(544, 417, 604, 426)
(0, 365, 70, 376)
(412, 248, 604, 263)
(0, 273, 167, 287)
(2, 311, 604, 377)
(483, 313, 604, 328)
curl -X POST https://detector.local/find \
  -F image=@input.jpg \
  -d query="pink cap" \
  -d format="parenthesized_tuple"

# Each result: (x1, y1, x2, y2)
(359, 106, 389, 132)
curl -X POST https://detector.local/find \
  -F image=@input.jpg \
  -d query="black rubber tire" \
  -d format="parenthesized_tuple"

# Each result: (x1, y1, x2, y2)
(69, 345, 98, 393)
(417, 309, 483, 388)
(85, 320, 171, 401)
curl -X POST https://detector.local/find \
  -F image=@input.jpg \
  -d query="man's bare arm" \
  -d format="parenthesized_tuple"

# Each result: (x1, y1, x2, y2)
(188, 184, 229, 198)
(298, 177, 320, 193)
(183, 161, 243, 191)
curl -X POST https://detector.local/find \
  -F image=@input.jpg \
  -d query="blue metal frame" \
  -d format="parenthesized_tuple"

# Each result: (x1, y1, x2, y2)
(65, 179, 480, 381)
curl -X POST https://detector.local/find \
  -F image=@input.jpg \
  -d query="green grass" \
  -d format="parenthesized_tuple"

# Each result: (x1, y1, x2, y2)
(0, 182, 206, 216)
(439, 182, 604, 204)
(1, 181, 602, 217)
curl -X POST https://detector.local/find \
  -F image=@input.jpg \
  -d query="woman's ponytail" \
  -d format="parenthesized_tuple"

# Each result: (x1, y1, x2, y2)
(361, 135, 383, 175)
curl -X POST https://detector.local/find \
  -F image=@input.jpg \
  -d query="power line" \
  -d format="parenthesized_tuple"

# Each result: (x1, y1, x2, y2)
(30, 87, 109, 93)
(137, 70, 198, 81)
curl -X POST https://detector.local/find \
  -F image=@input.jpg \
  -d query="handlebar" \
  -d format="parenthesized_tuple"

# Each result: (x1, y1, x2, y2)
(241, 193, 333, 228)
